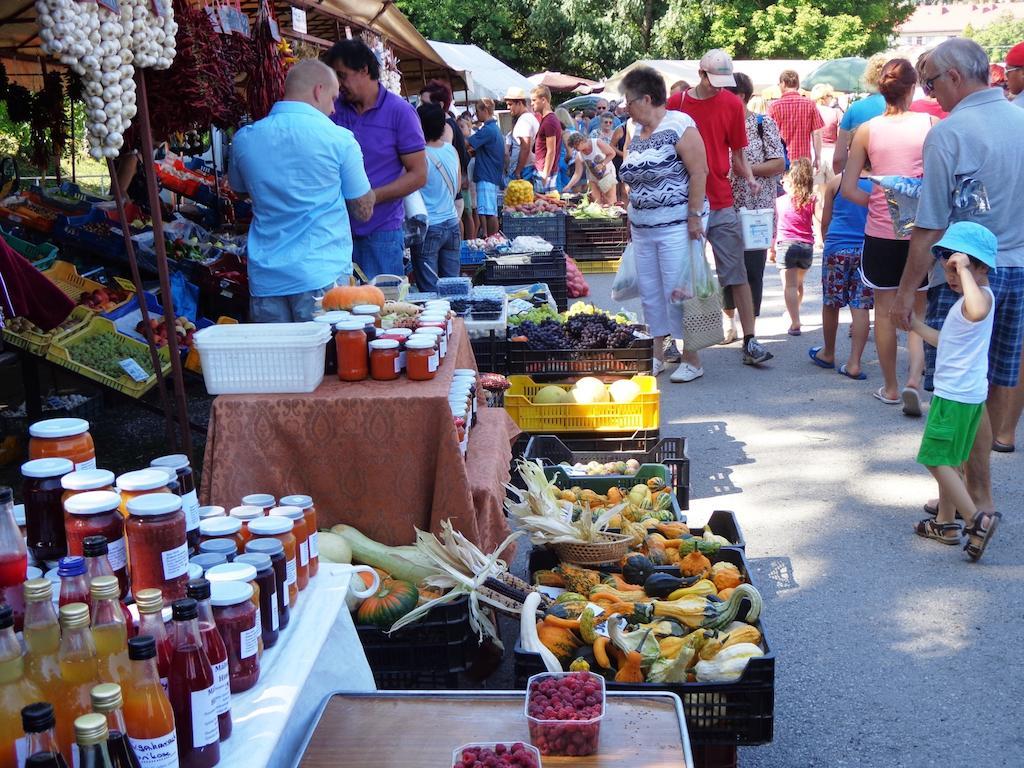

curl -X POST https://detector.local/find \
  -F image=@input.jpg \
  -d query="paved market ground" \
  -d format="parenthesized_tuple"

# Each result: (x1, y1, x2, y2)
(573, 263, 1024, 766)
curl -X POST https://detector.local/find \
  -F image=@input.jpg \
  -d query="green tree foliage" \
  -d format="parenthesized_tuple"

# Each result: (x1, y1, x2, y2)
(965, 13, 1024, 61)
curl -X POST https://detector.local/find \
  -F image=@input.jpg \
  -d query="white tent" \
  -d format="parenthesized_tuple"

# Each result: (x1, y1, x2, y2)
(428, 41, 535, 102)
(601, 59, 826, 96)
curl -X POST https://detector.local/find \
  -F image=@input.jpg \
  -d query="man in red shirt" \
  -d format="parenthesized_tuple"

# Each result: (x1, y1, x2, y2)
(531, 85, 563, 193)
(667, 49, 774, 376)
(767, 70, 824, 167)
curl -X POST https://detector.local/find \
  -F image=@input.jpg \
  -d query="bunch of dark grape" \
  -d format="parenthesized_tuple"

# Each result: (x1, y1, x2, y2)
(565, 313, 635, 349)
(519, 319, 570, 350)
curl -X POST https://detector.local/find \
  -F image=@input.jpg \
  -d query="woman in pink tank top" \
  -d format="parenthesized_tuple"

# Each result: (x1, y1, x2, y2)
(840, 58, 939, 410)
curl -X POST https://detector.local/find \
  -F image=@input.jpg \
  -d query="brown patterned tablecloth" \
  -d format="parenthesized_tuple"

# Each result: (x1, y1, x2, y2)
(199, 321, 518, 553)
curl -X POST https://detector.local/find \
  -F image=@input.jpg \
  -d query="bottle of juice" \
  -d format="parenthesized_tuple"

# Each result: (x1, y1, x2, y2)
(0, 604, 43, 768)
(83, 537, 132, 628)
(22, 579, 75, 758)
(0, 487, 28, 633)
(58, 557, 90, 608)
(20, 702, 69, 768)
(90, 578, 129, 685)
(167, 599, 219, 768)
(184, 580, 231, 742)
(123, 637, 177, 768)
(132, 591, 172, 693)
(90, 684, 141, 768)
(73, 714, 114, 768)
(57, 603, 99, 761)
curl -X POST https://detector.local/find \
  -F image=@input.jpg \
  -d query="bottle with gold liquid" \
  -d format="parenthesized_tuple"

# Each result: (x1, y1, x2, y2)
(122, 637, 177, 768)
(23, 579, 75, 759)
(58, 603, 99, 761)
(0, 604, 43, 768)
(90, 577, 129, 685)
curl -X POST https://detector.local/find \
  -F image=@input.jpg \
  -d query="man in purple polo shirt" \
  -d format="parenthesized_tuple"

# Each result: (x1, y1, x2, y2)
(327, 39, 427, 279)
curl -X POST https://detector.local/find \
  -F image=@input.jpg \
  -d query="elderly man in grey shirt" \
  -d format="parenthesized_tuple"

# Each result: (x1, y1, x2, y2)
(892, 38, 1024, 524)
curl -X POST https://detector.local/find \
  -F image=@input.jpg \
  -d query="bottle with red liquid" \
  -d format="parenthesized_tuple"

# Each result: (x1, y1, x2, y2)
(0, 486, 28, 632)
(58, 556, 90, 607)
(133, 590, 172, 692)
(184, 579, 231, 741)
(167, 599, 220, 768)
(90, 683, 141, 768)
(20, 702, 69, 768)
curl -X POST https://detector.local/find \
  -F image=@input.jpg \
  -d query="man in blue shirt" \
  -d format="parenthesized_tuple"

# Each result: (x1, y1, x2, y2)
(467, 98, 505, 236)
(587, 98, 610, 132)
(229, 60, 374, 322)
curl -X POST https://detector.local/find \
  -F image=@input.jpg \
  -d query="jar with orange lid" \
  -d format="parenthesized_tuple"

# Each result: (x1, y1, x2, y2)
(279, 495, 318, 578)
(205, 562, 263, 659)
(22, 457, 74, 562)
(369, 339, 400, 381)
(335, 319, 368, 382)
(126, 493, 189, 601)
(64, 490, 128, 597)
(405, 336, 439, 381)
(199, 517, 245, 553)
(28, 418, 96, 470)
(61, 469, 116, 522)
(247, 516, 297, 607)
(228, 506, 263, 545)
(269, 506, 309, 591)
(115, 469, 171, 519)
(414, 326, 446, 359)
(241, 494, 275, 515)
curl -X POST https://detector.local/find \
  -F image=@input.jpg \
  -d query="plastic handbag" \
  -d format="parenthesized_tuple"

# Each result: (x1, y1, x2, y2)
(610, 242, 640, 301)
(681, 238, 725, 352)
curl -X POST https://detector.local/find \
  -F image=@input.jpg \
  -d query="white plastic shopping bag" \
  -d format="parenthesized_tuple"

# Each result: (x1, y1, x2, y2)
(610, 242, 640, 301)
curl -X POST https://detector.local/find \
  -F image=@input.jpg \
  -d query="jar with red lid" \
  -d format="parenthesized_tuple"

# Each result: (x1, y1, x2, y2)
(150, 454, 201, 555)
(243, 538, 290, 629)
(415, 326, 447, 359)
(369, 338, 401, 381)
(269, 506, 310, 591)
(405, 336, 439, 381)
(278, 495, 318, 578)
(335, 319, 368, 382)
(241, 494, 275, 515)
(125, 493, 189, 601)
(351, 304, 382, 328)
(247, 516, 297, 607)
(199, 516, 245, 552)
(64, 490, 128, 595)
(28, 418, 96, 470)
(234, 553, 279, 648)
(22, 457, 74, 562)
(210, 581, 260, 693)
(115, 469, 171, 520)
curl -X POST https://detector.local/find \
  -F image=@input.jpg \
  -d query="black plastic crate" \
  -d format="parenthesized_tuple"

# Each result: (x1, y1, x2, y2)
(565, 217, 629, 261)
(356, 594, 478, 690)
(515, 548, 773, 745)
(506, 335, 653, 379)
(482, 248, 565, 283)
(500, 213, 567, 247)
(523, 434, 690, 511)
(470, 332, 508, 375)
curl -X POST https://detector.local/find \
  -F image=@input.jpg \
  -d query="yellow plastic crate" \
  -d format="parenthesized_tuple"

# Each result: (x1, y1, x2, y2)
(577, 258, 621, 274)
(41, 261, 134, 314)
(2, 306, 92, 357)
(46, 316, 171, 399)
(503, 374, 659, 433)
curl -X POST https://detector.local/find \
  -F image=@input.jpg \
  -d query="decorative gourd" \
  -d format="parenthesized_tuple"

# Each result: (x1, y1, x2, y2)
(589, 584, 647, 603)
(533, 570, 566, 587)
(331, 525, 435, 583)
(665, 579, 717, 601)
(614, 648, 644, 683)
(646, 477, 667, 492)
(593, 636, 612, 669)
(643, 572, 700, 599)
(711, 561, 743, 591)
(680, 550, 712, 579)
(635, 583, 763, 630)
(557, 563, 603, 595)
(537, 619, 581, 661)
(621, 554, 655, 586)
(579, 607, 599, 644)
(316, 531, 352, 563)
(521, 592, 562, 673)
(643, 535, 671, 566)
(356, 578, 419, 627)
(721, 621, 762, 648)
(504, 179, 534, 206)
(656, 522, 689, 539)
(569, 657, 591, 672)
(694, 643, 764, 682)
(322, 284, 386, 311)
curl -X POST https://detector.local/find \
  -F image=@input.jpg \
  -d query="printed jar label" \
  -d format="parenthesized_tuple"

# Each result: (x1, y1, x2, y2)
(254, 606, 262, 638)
(440, 337, 448, 358)
(429, 352, 439, 372)
(75, 456, 97, 471)
(129, 730, 179, 768)
(161, 542, 189, 580)
(107, 535, 128, 571)
(15, 737, 27, 765)
(309, 530, 319, 558)
(394, 356, 402, 374)
(72, 744, 81, 768)
(299, 540, 309, 567)
(240, 620, 260, 659)
(286, 557, 297, 586)
(182, 489, 201, 531)
(191, 684, 220, 747)
(398, 351, 407, 370)
(271, 593, 280, 630)
(211, 659, 231, 716)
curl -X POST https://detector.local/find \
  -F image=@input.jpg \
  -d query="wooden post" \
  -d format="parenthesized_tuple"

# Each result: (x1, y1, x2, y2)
(133, 70, 194, 465)
(106, 156, 178, 449)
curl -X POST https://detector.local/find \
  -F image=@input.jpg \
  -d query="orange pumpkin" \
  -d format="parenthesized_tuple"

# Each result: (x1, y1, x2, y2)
(322, 284, 386, 311)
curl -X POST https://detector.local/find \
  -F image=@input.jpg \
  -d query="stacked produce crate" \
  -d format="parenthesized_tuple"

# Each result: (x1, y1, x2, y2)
(564, 200, 629, 274)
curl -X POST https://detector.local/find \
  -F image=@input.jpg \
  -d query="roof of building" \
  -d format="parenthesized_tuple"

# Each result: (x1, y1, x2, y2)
(899, 2, 1024, 35)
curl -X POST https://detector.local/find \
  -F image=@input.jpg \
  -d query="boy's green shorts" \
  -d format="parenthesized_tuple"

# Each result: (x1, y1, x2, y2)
(917, 395, 985, 467)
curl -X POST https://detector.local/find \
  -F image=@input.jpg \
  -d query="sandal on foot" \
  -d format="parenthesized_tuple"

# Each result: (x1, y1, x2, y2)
(808, 346, 834, 369)
(914, 518, 962, 545)
(872, 387, 900, 404)
(992, 440, 1015, 453)
(963, 511, 1002, 561)
(924, 502, 962, 521)
(901, 387, 922, 417)
(838, 364, 866, 380)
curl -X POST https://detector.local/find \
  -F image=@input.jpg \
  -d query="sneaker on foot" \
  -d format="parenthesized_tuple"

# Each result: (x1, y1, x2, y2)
(670, 362, 704, 382)
(742, 338, 773, 366)
(663, 339, 682, 363)
(652, 358, 666, 376)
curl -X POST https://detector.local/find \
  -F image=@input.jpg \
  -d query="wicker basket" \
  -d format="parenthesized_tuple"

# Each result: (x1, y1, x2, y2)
(553, 533, 633, 565)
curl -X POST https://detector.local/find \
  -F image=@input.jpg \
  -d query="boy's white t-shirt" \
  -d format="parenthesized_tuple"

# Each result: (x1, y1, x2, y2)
(934, 286, 995, 405)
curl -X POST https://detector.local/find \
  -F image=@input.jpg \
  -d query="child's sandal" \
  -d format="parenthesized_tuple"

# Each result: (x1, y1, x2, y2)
(914, 518, 961, 545)
(963, 511, 1001, 561)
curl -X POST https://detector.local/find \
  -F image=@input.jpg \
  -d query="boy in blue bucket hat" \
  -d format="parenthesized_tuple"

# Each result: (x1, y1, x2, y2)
(911, 221, 1001, 560)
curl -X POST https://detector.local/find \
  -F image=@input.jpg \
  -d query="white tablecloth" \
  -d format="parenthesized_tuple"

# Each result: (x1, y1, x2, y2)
(219, 563, 376, 767)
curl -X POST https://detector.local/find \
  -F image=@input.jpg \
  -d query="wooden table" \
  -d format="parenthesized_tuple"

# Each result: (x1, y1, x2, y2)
(296, 690, 693, 767)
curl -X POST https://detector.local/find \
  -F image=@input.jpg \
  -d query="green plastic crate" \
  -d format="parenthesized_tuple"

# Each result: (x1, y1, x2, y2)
(1, 227, 59, 270)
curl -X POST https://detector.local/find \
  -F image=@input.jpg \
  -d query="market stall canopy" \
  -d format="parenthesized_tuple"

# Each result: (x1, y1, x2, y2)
(426, 41, 532, 101)
(528, 71, 599, 93)
(802, 57, 868, 93)
(601, 59, 826, 97)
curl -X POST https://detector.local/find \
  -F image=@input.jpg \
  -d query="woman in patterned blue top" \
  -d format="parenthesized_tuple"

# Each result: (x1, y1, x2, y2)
(619, 66, 710, 379)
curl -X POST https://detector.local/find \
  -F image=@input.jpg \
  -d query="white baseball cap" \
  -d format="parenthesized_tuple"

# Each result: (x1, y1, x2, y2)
(700, 49, 737, 88)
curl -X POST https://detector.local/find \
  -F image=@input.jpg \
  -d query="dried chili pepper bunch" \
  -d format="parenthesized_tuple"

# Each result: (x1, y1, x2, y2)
(246, 0, 288, 122)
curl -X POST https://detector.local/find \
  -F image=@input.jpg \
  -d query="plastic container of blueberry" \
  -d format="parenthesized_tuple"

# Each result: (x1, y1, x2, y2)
(525, 671, 606, 757)
(451, 741, 542, 767)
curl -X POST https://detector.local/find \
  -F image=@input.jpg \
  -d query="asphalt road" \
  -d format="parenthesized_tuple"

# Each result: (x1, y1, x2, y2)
(580, 261, 1024, 767)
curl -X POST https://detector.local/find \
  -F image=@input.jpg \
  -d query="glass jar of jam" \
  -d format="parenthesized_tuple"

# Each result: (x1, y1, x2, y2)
(351, 304, 382, 328)
(269, 506, 309, 591)
(335, 319, 368, 382)
(115, 470, 170, 519)
(233, 553, 279, 648)
(150, 455, 201, 555)
(28, 418, 96, 470)
(369, 338, 400, 381)
(125, 493, 189, 602)
(419, 311, 451, 342)
(61, 468, 116, 515)
(228, 506, 263, 545)
(381, 328, 412, 371)
(199, 517, 245, 552)
(198, 538, 237, 562)
(205, 562, 262, 658)
(189, 552, 228, 574)
(243, 539, 289, 630)
(209, 581, 260, 693)
(414, 326, 446, 359)
(278, 495, 318, 579)
(247, 516, 297, 608)
(241, 494, 275, 515)
(198, 506, 226, 521)
(22, 457, 74, 562)
(314, 311, 348, 376)
(64, 490, 128, 594)
(405, 336, 438, 381)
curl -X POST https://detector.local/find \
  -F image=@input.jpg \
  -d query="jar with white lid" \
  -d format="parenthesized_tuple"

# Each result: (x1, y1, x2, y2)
(28, 417, 96, 470)
(199, 517, 244, 553)
(405, 336, 439, 381)
(369, 338, 400, 381)
(247, 516, 297, 607)
(199, 506, 226, 520)
(125, 493, 188, 601)
(241, 494, 275, 515)
(269, 506, 310, 591)
(64, 490, 128, 596)
(351, 304, 382, 328)
(150, 454, 201, 554)
(315, 311, 349, 375)
(206, 562, 262, 658)
(115, 469, 171, 519)
(199, 538, 237, 561)
(209, 581, 260, 692)
(22, 457, 75, 562)
(414, 326, 446, 360)
(278, 496, 318, 579)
